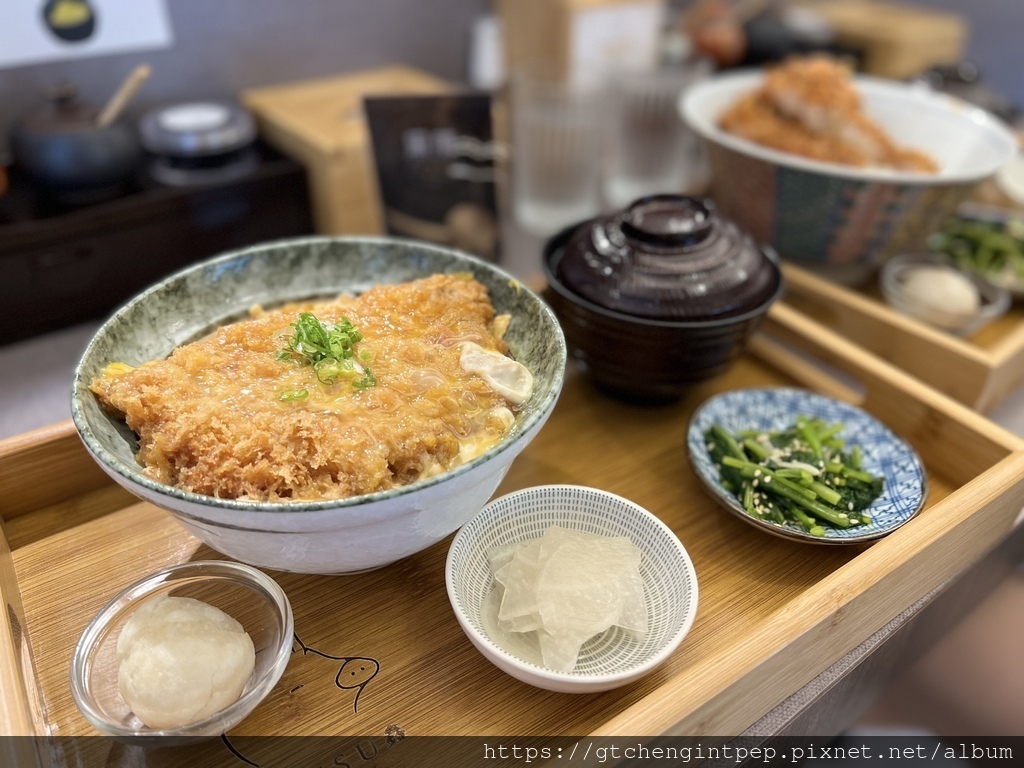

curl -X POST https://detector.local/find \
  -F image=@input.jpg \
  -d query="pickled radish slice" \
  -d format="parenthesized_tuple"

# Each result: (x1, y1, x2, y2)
(481, 585, 543, 665)
(487, 541, 518, 574)
(496, 539, 544, 625)
(535, 528, 635, 636)
(537, 627, 592, 672)
(484, 526, 646, 672)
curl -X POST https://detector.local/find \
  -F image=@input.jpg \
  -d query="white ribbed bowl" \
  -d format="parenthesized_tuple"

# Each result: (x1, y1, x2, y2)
(445, 485, 698, 693)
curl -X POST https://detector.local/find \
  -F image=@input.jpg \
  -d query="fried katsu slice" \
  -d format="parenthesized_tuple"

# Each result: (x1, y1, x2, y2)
(91, 274, 527, 502)
(719, 55, 938, 173)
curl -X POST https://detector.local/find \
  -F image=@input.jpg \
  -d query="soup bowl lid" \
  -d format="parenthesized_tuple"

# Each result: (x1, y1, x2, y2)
(552, 195, 780, 321)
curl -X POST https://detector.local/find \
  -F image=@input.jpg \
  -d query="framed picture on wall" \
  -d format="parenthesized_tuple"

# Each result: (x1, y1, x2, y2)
(0, 0, 173, 69)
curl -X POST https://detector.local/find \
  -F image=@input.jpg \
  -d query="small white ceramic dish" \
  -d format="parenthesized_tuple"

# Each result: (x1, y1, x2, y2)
(880, 252, 1011, 336)
(445, 485, 698, 693)
(688, 388, 927, 545)
(70, 561, 293, 741)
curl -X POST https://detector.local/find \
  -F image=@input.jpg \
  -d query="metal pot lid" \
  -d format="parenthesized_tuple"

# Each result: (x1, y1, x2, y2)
(15, 83, 101, 135)
(139, 101, 256, 157)
(552, 195, 781, 320)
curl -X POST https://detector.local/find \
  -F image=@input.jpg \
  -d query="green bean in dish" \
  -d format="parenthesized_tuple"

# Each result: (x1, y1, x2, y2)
(704, 417, 884, 537)
(928, 213, 1024, 292)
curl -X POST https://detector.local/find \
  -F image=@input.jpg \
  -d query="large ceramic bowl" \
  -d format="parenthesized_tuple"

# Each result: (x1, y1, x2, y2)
(682, 70, 1017, 285)
(72, 237, 566, 575)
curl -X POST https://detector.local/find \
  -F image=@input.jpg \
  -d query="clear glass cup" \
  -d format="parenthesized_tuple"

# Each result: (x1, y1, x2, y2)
(510, 73, 605, 236)
(602, 62, 712, 209)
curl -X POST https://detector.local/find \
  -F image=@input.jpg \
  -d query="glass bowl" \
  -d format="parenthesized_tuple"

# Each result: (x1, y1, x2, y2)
(445, 485, 698, 693)
(880, 252, 1011, 337)
(70, 560, 293, 740)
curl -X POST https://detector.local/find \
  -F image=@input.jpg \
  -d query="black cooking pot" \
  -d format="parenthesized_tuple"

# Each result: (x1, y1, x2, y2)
(10, 84, 141, 193)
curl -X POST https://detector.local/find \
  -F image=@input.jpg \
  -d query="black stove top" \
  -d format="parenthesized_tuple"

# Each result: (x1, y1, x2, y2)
(0, 143, 315, 345)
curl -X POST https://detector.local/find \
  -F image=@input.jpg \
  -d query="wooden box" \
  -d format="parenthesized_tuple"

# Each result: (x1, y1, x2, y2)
(242, 66, 450, 235)
(497, 0, 665, 84)
(806, 0, 966, 79)
(3, 303, 1024, 753)
(783, 262, 1024, 413)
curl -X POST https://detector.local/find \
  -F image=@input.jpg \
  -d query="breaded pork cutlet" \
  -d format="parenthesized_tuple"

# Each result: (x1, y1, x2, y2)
(719, 55, 938, 172)
(91, 274, 531, 502)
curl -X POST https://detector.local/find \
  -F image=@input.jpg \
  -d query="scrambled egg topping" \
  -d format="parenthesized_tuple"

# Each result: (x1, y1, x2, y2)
(91, 274, 533, 501)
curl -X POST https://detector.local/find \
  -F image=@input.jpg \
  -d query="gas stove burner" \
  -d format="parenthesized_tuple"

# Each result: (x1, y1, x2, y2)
(140, 101, 259, 187)
(147, 146, 261, 187)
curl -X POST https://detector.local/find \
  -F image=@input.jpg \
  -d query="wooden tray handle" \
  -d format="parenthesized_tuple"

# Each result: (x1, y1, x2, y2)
(0, 524, 46, 737)
(761, 302, 1024, 485)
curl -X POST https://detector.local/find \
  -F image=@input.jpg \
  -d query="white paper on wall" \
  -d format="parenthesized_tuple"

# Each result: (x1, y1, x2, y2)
(0, 0, 173, 70)
(569, 1, 663, 86)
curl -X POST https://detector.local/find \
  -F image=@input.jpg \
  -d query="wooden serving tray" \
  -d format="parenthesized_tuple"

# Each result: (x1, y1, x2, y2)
(783, 262, 1024, 413)
(3, 304, 1024, 743)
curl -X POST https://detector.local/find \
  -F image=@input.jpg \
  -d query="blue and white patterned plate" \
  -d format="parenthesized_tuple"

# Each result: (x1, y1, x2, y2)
(687, 388, 927, 544)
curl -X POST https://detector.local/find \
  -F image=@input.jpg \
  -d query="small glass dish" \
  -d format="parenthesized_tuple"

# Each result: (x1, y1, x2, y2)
(880, 252, 1011, 336)
(70, 561, 293, 741)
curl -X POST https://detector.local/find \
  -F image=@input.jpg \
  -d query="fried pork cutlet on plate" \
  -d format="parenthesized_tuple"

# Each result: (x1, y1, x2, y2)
(719, 55, 938, 173)
(90, 274, 534, 502)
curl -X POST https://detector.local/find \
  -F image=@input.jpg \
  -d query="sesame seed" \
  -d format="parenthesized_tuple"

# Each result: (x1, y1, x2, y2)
(847, 502, 854, 510)
(763, 475, 772, 483)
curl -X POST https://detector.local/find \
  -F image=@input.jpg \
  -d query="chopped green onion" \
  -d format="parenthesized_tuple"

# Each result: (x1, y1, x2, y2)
(277, 313, 376, 391)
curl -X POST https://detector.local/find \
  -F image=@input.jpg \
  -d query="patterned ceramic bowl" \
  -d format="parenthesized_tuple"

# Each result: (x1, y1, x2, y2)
(72, 238, 566, 574)
(446, 485, 698, 692)
(687, 388, 927, 544)
(682, 70, 1017, 285)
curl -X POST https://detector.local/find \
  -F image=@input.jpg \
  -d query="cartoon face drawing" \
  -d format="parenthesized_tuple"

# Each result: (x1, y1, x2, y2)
(336, 657, 380, 696)
(292, 633, 380, 713)
(42, 0, 97, 42)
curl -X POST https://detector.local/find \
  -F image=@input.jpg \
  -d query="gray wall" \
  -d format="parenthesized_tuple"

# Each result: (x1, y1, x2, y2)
(0, 0, 489, 155)
(1, 0, 1020, 157)
(896, 0, 1024, 113)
